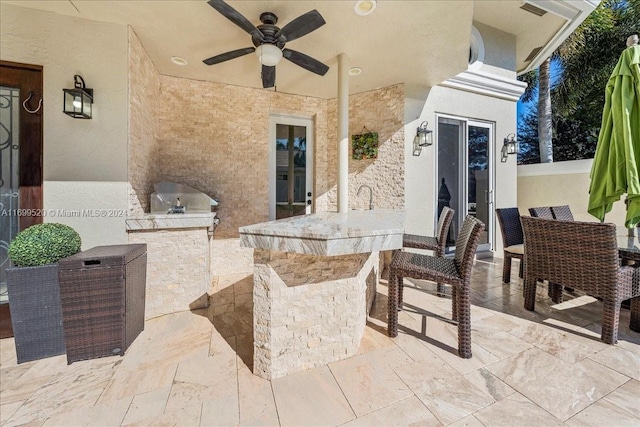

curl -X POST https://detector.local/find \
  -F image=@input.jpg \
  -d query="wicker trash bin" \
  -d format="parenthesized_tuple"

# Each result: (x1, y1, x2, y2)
(58, 244, 147, 364)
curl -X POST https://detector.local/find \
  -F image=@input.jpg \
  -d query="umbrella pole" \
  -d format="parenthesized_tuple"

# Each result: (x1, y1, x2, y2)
(626, 197, 636, 237)
(625, 35, 638, 237)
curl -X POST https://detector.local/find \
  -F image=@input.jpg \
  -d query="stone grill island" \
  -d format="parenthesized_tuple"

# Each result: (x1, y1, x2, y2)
(239, 210, 404, 379)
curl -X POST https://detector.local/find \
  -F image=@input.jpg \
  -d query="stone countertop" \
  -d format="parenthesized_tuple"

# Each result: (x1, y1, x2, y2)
(239, 210, 404, 256)
(126, 212, 217, 231)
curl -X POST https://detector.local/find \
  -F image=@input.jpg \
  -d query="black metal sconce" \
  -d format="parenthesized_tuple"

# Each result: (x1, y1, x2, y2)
(63, 75, 93, 119)
(412, 121, 433, 156)
(501, 133, 517, 162)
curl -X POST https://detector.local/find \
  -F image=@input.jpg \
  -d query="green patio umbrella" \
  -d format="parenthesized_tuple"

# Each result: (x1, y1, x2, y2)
(588, 36, 640, 228)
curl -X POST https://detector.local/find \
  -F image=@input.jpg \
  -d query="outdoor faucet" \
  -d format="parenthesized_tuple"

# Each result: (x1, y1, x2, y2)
(357, 185, 374, 210)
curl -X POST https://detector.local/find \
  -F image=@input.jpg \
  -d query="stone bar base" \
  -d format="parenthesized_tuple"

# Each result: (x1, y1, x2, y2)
(253, 249, 379, 380)
(126, 213, 216, 319)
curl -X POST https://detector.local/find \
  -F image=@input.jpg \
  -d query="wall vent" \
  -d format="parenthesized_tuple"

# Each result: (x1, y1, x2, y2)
(525, 46, 543, 62)
(520, 3, 547, 17)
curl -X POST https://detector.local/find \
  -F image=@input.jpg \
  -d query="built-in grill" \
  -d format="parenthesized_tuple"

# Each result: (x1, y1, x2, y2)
(150, 182, 218, 215)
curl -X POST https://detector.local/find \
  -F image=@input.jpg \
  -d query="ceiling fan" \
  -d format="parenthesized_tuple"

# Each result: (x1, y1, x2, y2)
(202, 0, 329, 88)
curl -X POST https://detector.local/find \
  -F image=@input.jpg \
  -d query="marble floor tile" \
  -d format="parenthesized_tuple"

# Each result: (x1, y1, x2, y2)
(0, 364, 31, 393)
(4, 360, 115, 427)
(237, 410, 280, 427)
(394, 354, 494, 425)
(120, 387, 171, 426)
(463, 368, 515, 401)
(565, 398, 640, 426)
(164, 378, 237, 416)
(472, 392, 563, 426)
(0, 258, 638, 426)
(0, 401, 24, 425)
(588, 345, 640, 380)
(41, 396, 132, 427)
(488, 347, 629, 421)
(126, 401, 202, 427)
(271, 365, 355, 427)
(509, 322, 605, 363)
(237, 364, 276, 423)
(339, 396, 441, 427)
(602, 379, 640, 418)
(200, 393, 240, 427)
(329, 346, 413, 417)
(446, 414, 484, 427)
(0, 372, 54, 405)
(174, 350, 237, 389)
(355, 325, 395, 355)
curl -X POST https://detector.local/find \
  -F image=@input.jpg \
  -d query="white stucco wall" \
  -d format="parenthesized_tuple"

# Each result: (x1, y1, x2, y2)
(405, 87, 518, 253)
(517, 159, 627, 226)
(0, 4, 129, 249)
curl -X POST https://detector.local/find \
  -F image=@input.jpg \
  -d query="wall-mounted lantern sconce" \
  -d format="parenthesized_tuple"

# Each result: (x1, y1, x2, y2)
(501, 133, 517, 162)
(412, 121, 433, 156)
(63, 75, 93, 119)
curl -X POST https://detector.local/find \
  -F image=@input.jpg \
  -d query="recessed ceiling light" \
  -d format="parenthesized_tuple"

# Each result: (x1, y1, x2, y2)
(170, 56, 188, 66)
(354, 0, 376, 16)
(349, 67, 362, 76)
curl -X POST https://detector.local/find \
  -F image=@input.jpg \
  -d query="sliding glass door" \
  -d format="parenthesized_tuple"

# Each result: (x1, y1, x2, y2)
(437, 116, 493, 253)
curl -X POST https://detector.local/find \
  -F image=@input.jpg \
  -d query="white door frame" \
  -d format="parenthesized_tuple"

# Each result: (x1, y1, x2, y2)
(434, 113, 495, 252)
(268, 114, 314, 221)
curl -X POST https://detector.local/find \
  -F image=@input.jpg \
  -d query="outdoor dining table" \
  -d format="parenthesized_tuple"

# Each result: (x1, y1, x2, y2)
(618, 234, 640, 263)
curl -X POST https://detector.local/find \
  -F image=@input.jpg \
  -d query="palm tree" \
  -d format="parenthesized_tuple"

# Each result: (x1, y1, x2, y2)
(518, 0, 624, 163)
(537, 58, 553, 163)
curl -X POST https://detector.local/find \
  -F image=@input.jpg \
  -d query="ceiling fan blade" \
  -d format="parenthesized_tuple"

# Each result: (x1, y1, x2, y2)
(262, 65, 276, 88)
(282, 49, 329, 76)
(275, 9, 325, 43)
(203, 47, 256, 65)
(207, 0, 264, 42)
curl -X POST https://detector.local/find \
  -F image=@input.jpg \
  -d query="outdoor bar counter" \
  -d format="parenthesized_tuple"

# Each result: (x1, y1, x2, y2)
(239, 210, 404, 379)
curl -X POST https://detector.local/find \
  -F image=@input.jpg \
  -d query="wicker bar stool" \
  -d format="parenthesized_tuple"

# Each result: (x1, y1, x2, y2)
(402, 206, 455, 296)
(496, 208, 524, 283)
(521, 216, 640, 344)
(387, 215, 485, 359)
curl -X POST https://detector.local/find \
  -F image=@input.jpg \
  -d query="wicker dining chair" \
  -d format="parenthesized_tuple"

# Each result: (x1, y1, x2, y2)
(551, 205, 574, 221)
(521, 216, 640, 344)
(402, 206, 455, 296)
(528, 206, 574, 294)
(387, 215, 485, 359)
(496, 208, 524, 284)
(528, 206, 554, 219)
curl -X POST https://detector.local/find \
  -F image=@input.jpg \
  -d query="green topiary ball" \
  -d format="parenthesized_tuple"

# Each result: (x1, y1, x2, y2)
(8, 223, 82, 267)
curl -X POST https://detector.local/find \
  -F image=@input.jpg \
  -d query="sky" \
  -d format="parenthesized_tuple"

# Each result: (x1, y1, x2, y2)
(516, 59, 564, 123)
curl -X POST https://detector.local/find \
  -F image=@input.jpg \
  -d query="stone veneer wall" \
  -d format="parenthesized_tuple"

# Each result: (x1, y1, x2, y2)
(253, 249, 379, 379)
(127, 36, 405, 278)
(155, 78, 330, 238)
(128, 28, 160, 215)
(328, 84, 406, 211)
(128, 228, 210, 319)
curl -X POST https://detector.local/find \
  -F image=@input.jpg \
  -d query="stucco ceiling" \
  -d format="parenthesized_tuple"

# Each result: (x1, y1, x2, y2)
(2, 0, 582, 99)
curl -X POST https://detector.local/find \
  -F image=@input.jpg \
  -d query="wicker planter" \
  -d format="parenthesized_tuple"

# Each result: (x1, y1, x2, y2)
(6, 264, 66, 363)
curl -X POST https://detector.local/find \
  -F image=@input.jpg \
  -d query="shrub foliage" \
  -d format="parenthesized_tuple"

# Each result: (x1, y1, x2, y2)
(8, 223, 81, 267)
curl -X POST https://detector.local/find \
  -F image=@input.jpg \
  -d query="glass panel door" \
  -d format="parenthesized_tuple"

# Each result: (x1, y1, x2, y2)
(269, 115, 314, 220)
(0, 86, 21, 305)
(437, 116, 493, 252)
(468, 121, 492, 251)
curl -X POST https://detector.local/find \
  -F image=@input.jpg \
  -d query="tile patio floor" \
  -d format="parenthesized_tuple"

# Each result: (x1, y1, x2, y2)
(1, 258, 638, 426)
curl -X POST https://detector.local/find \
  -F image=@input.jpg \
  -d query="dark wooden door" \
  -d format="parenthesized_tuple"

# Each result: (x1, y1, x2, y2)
(0, 61, 44, 339)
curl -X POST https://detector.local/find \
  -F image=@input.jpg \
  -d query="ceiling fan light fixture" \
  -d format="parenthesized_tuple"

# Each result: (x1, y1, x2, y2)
(255, 44, 283, 66)
(354, 0, 376, 16)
